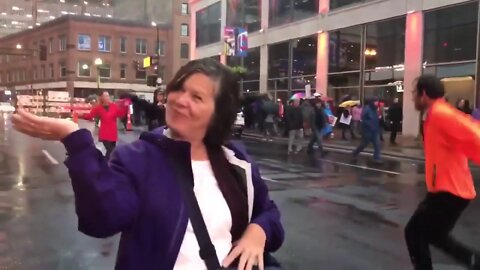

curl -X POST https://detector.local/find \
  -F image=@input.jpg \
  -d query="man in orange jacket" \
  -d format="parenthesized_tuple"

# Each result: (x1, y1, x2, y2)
(405, 75, 480, 270)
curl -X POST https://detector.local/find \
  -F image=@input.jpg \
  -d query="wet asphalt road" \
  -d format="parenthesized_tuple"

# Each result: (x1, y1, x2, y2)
(0, 113, 479, 270)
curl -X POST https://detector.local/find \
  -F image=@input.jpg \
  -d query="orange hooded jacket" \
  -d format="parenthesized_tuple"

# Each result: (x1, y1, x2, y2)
(424, 99, 480, 199)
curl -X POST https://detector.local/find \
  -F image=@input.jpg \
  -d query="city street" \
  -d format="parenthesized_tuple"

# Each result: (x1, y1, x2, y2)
(0, 113, 479, 269)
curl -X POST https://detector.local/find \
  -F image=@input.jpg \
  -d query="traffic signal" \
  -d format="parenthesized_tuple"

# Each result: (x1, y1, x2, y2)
(39, 45, 47, 61)
(147, 75, 158, 86)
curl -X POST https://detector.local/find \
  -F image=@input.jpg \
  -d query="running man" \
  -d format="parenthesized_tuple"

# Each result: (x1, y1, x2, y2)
(405, 75, 480, 270)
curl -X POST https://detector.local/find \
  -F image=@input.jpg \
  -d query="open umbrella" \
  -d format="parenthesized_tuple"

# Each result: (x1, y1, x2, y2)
(290, 92, 305, 100)
(339, 100, 360, 108)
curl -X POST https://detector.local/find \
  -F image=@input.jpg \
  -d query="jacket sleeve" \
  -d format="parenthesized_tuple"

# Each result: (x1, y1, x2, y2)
(434, 110, 480, 164)
(250, 161, 284, 252)
(82, 106, 99, 120)
(62, 129, 139, 238)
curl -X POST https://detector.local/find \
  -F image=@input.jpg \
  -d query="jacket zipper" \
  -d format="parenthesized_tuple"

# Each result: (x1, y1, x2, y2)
(432, 164, 437, 188)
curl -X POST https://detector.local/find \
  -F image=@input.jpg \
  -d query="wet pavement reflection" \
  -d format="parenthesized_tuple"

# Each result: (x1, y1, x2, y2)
(0, 113, 478, 269)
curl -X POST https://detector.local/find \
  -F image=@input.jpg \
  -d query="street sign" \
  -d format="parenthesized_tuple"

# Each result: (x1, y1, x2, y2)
(143, 57, 151, 68)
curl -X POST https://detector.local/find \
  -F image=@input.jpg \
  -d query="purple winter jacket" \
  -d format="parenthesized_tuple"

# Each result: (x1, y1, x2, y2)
(61, 128, 284, 270)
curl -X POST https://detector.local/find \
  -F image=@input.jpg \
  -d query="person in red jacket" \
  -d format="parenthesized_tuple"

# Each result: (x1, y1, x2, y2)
(81, 91, 127, 159)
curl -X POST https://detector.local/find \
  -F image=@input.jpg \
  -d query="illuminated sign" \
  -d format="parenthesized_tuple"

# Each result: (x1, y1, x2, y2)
(143, 57, 151, 68)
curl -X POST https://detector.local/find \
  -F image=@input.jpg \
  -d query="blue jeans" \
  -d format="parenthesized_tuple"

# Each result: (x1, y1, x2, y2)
(352, 133, 381, 160)
(307, 128, 323, 153)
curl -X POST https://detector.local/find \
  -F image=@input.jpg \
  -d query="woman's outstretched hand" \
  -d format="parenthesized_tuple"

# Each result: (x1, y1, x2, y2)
(12, 109, 79, 141)
(223, 223, 267, 270)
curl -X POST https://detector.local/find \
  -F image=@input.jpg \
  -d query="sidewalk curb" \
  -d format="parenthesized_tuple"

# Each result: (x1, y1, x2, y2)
(242, 132, 425, 162)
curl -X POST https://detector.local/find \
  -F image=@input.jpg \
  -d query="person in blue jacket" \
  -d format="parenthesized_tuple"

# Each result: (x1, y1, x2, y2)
(352, 96, 383, 163)
(11, 59, 284, 270)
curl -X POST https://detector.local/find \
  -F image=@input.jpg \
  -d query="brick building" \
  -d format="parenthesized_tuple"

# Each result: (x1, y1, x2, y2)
(0, 14, 190, 100)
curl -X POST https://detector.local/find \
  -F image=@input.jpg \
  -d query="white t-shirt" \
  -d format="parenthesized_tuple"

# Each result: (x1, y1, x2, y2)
(173, 160, 233, 270)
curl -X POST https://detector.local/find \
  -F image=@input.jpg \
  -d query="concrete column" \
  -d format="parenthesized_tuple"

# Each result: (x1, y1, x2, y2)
(316, 0, 329, 95)
(260, 45, 268, 93)
(316, 32, 328, 96)
(258, 0, 269, 93)
(261, 0, 269, 30)
(220, 0, 227, 65)
(190, 4, 197, 60)
(402, 11, 423, 138)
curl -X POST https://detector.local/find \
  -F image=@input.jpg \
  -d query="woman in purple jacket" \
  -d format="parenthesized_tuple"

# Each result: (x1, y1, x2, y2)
(11, 59, 284, 270)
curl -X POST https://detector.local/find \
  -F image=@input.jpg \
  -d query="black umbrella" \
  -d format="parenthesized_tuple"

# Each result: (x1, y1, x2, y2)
(262, 101, 279, 115)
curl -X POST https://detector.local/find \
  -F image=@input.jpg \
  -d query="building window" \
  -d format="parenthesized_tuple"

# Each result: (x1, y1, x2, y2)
(60, 63, 67, 77)
(98, 36, 111, 52)
(78, 34, 91, 51)
(41, 65, 46, 79)
(59, 35, 67, 51)
(120, 37, 127, 53)
(157, 40, 165, 56)
(227, 0, 261, 32)
(136, 68, 147, 80)
(99, 64, 111, 78)
(120, 64, 127, 79)
(48, 38, 54, 53)
(181, 3, 189, 15)
(33, 42, 38, 57)
(328, 25, 362, 104)
(136, 39, 147, 54)
(268, 41, 290, 91)
(21, 71, 26, 82)
(196, 2, 221, 47)
(269, 0, 319, 28)
(181, 24, 189, 37)
(33, 68, 38, 80)
(364, 17, 406, 105)
(49, 64, 54, 78)
(78, 61, 91, 77)
(423, 2, 478, 108)
(424, 2, 478, 64)
(180, 43, 189, 59)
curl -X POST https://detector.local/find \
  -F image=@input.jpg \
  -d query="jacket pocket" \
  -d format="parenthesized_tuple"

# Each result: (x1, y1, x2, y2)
(432, 164, 437, 188)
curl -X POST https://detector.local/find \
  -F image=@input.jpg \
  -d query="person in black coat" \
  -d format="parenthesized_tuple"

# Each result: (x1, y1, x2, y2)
(387, 97, 403, 144)
(128, 89, 166, 131)
(285, 98, 304, 154)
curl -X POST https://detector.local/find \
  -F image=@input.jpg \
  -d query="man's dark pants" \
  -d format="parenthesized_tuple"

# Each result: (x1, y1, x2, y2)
(405, 192, 476, 270)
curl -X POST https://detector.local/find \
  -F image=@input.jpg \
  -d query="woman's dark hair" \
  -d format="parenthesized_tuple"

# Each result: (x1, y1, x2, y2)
(166, 58, 240, 147)
(415, 75, 445, 99)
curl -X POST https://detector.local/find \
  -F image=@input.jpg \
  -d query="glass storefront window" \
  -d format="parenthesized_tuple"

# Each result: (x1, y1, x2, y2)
(329, 26, 362, 73)
(242, 80, 260, 92)
(269, 0, 319, 28)
(226, 0, 261, 32)
(196, 2, 221, 47)
(268, 78, 289, 91)
(227, 47, 260, 81)
(327, 87, 360, 104)
(291, 76, 316, 91)
(364, 85, 401, 105)
(365, 17, 405, 70)
(268, 41, 290, 79)
(424, 2, 478, 64)
(328, 72, 360, 87)
(292, 35, 317, 77)
(330, 0, 373, 10)
(424, 63, 476, 106)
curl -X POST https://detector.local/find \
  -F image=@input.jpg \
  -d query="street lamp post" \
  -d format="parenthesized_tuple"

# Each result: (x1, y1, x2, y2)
(151, 22, 161, 80)
(94, 58, 102, 91)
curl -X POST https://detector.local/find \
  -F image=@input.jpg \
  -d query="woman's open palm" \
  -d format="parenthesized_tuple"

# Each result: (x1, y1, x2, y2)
(12, 109, 79, 141)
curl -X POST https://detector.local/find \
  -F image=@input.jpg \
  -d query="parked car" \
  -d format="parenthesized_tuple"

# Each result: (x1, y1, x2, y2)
(233, 110, 245, 137)
(0, 102, 15, 113)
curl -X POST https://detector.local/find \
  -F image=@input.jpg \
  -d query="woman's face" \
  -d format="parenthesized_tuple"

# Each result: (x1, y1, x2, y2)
(100, 92, 110, 104)
(156, 93, 164, 103)
(166, 73, 216, 142)
(459, 99, 465, 107)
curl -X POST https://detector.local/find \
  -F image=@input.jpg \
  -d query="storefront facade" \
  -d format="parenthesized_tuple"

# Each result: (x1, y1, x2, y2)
(191, 0, 480, 137)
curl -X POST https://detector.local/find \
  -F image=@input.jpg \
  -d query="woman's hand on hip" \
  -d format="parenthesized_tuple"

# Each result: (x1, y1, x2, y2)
(12, 109, 79, 140)
(223, 223, 267, 270)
